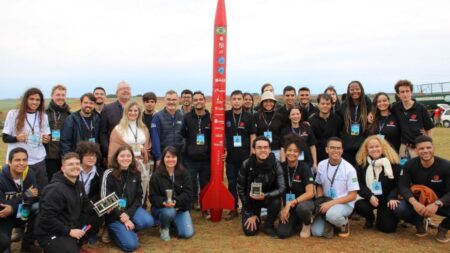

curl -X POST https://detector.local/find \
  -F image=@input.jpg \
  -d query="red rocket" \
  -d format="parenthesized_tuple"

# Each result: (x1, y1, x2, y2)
(200, 0, 235, 222)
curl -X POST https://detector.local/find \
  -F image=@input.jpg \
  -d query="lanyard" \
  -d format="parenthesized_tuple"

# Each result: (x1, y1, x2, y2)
(371, 160, 380, 181)
(287, 163, 299, 193)
(197, 116, 203, 134)
(128, 123, 138, 144)
(353, 105, 359, 122)
(15, 177, 23, 193)
(25, 112, 38, 134)
(233, 112, 242, 136)
(81, 116, 94, 137)
(121, 170, 130, 198)
(290, 125, 301, 135)
(52, 110, 61, 129)
(378, 116, 388, 134)
(326, 161, 341, 188)
(262, 111, 275, 131)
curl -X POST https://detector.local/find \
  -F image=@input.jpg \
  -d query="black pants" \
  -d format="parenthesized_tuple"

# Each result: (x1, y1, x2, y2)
(45, 158, 61, 182)
(277, 200, 315, 239)
(355, 199, 398, 233)
(0, 232, 10, 253)
(29, 160, 48, 191)
(241, 197, 281, 236)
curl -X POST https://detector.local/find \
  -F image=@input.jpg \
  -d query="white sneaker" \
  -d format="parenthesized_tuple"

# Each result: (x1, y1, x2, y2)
(160, 228, 171, 241)
(300, 224, 311, 238)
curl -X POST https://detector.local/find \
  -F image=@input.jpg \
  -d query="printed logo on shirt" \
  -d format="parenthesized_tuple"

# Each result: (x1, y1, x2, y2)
(309, 177, 314, 182)
(3, 191, 21, 200)
(132, 179, 137, 183)
(352, 178, 358, 183)
(301, 131, 308, 137)
(293, 175, 302, 182)
(409, 114, 418, 122)
(176, 121, 183, 125)
(431, 175, 442, 183)
(226, 121, 231, 127)
(151, 123, 157, 128)
(386, 121, 397, 127)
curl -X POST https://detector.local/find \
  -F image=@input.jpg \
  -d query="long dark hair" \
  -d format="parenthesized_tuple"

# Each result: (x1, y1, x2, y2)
(156, 146, 186, 175)
(343, 81, 369, 134)
(369, 92, 391, 134)
(16, 88, 45, 133)
(110, 145, 139, 180)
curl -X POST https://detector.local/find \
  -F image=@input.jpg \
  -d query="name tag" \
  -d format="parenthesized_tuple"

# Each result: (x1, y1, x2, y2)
(132, 144, 142, 157)
(351, 123, 360, 136)
(377, 134, 385, 140)
(88, 137, 96, 143)
(299, 151, 305, 161)
(285, 193, 296, 203)
(264, 131, 272, 143)
(233, 135, 242, 147)
(51, 129, 61, 141)
(400, 156, 409, 166)
(372, 181, 383, 195)
(118, 198, 127, 210)
(196, 134, 205, 145)
(328, 188, 337, 199)
(28, 134, 41, 148)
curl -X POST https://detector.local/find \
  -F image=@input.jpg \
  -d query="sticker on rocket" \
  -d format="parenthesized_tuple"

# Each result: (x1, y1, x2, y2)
(216, 26, 226, 34)
(218, 57, 225, 64)
(218, 67, 225, 74)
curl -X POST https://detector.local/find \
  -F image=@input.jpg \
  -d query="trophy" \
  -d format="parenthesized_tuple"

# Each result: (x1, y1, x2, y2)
(250, 182, 262, 196)
(165, 189, 174, 204)
(93, 192, 120, 217)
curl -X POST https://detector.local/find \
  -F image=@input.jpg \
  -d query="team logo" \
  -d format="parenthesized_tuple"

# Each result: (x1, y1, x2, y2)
(239, 122, 245, 127)
(387, 121, 396, 127)
(409, 114, 417, 121)
(431, 175, 442, 183)
(215, 26, 227, 34)
(218, 67, 225, 74)
(218, 57, 225, 64)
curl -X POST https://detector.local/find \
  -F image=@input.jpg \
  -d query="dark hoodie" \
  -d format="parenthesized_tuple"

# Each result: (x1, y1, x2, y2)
(181, 109, 211, 161)
(35, 171, 92, 237)
(237, 153, 285, 214)
(0, 165, 38, 215)
(45, 100, 71, 159)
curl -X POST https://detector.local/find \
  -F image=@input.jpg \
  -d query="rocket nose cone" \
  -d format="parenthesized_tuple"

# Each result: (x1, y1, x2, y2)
(214, 0, 227, 25)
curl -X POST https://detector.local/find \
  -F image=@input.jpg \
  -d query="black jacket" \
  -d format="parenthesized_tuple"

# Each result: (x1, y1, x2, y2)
(99, 101, 124, 156)
(0, 165, 38, 215)
(356, 162, 401, 203)
(35, 172, 93, 237)
(101, 168, 142, 224)
(149, 168, 193, 211)
(181, 110, 211, 161)
(61, 110, 101, 155)
(80, 166, 104, 203)
(237, 153, 285, 214)
(45, 101, 71, 159)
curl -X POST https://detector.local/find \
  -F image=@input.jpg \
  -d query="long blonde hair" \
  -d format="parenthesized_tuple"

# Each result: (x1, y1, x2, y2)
(117, 101, 146, 132)
(355, 135, 400, 166)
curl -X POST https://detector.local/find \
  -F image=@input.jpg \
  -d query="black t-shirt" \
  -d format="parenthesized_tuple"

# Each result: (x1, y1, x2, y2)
(392, 101, 434, 145)
(399, 156, 450, 206)
(309, 113, 343, 162)
(254, 111, 284, 150)
(300, 103, 319, 121)
(225, 110, 256, 163)
(142, 112, 154, 135)
(280, 123, 317, 166)
(338, 100, 371, 152)
(277, 105, 291, 129)
(281, 161, 314, 203)
(370, 113, 401, 152)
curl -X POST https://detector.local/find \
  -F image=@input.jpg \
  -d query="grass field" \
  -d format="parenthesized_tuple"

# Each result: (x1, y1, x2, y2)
(1, 99, 450, 252)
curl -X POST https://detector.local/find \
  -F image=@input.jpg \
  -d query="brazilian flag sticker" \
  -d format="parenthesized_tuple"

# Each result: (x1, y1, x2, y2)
(216, 26, 227, 34)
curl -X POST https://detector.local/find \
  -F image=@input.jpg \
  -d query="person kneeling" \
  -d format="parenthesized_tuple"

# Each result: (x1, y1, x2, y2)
(237, 136, 286, 237)
(150, 146, 195, 241)
(311, 137, 359, 238)
(101, 145, 155, 252)
(277, 134, 315, 239)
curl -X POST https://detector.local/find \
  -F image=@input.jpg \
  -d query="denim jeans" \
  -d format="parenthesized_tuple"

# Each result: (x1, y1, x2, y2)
(311, 203, 353, 237)
(226, 162, 241, 208)
(183, 157, 210, 202)
(394, 200, 450, 230)
(108, 207, 154, 252)
(152, 207, 194, 238)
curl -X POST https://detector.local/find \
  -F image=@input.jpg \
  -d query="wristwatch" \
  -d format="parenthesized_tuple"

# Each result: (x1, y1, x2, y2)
(434, 200, 444, 207)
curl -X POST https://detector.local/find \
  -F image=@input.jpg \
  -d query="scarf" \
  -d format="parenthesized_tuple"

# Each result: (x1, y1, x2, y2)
(48, 100, 70, 113)
(366, 157, 394, 193)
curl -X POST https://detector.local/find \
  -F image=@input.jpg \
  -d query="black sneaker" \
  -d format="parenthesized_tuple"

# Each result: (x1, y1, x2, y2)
(263, 226, 277, 237)
(415, 221, 428, 237)
(363, 219, 374, 229)
(20, 241, 41, 253)
(436, 225, 450, 243)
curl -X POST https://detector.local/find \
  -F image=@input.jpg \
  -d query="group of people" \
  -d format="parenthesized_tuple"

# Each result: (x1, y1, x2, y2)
(0, 79, 448, 253)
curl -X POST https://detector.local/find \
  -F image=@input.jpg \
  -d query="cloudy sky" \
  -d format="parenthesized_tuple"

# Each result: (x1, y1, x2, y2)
(1, 0, 449, 99)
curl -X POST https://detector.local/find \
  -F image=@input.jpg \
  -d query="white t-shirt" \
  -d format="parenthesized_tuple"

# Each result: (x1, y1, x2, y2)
(3, 109, 50, 165)
(315, 158, 360, 207)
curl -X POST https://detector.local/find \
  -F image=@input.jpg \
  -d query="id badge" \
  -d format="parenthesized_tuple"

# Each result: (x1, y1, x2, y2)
(28, 134, 41, 148)
(132, 144, 142, 157)
(196, 134, 205, 145)
(299, 151, 305, 161)
(372, 181, 383, 195)
(88, 137, 96, 143)
(264, 131, 273, 143)
(400, 156, 409, 166)
(328, 188, 337, 199)
(233, 135, 242, 147)
(17, 203, 29, 220)
(118, 198, 127, 210)
(51, 129, 61, 141)
(351, 123, 360, 136)
(285, 193, 296, 203)
(377, 134, 385, 140)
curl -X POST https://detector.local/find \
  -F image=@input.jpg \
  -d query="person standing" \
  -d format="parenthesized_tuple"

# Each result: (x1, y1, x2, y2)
(311, 137, 359, 238)
(354, 136, 401, 233)
(2, 88, 50, 191)
(237, 136, 285, 237)
(324, 86, 341, 113)
(93, 87, 107, 115)
(394, 136, 450, 243)
(45, 84, 71, 181)
(60, 93, 100, 155)
(150, 146, 194, 241)
(298, 87, 319, 120)
(243, 93, 255, 114)
(181, 91, 211, 219)
(224, 90, 256, 220)
(277, 86, 297, 127)
(179, 89, 193, 115)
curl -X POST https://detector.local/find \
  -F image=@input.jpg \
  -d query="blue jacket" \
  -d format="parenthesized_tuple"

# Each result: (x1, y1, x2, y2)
(60, 110, 101, 155)
(0, 165, 38, 215)
(151, 108, 184, 160)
